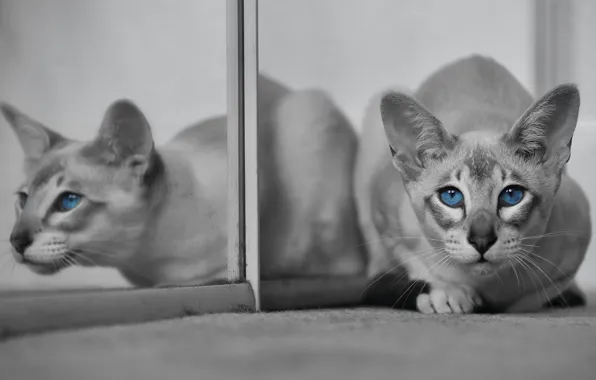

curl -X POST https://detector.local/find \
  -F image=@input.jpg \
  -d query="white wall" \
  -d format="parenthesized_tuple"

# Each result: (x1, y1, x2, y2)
(0, 0, 594, 291)
(259, 0, 535, 127)
(568, 0, 596, 289)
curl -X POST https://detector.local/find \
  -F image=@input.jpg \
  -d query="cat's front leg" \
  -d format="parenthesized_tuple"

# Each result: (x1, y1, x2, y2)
(416, 283, 482, 314)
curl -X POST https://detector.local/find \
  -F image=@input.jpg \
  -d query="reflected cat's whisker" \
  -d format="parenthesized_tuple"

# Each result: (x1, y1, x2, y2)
(71, 247, 117, 258)
(519, 243, 539, 249)
(60, 256, 75, 268)
(70, 251, 102, 266)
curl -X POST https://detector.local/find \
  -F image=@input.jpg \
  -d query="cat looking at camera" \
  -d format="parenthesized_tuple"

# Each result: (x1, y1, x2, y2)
(357, 55, 591, 313)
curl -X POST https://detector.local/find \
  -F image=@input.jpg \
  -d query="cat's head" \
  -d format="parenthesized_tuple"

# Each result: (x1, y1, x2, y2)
(1, 100, 162, 275)
(380, 84, 580, 277)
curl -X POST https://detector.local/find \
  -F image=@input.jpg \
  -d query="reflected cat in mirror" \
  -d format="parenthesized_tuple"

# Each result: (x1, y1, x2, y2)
(357, 55, 591, 313)
(1, 75, 366, 287)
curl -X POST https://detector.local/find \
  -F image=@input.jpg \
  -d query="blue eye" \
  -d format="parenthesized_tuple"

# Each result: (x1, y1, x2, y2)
(499, 186, 525, 207)
(438, 187, 464, 208)
(56, 192, 83, 212)
(17, 192, 28, 209)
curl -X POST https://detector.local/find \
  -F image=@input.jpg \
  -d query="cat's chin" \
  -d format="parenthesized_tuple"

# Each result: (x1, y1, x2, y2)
(24, 262, 63, 275)
(22, 256, 72, 275)
(467, 261, 499, 277)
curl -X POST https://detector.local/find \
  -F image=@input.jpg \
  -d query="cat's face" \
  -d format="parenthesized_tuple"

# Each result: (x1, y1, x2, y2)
(381, 85, 580, 277)
(1, 100, 160, 275)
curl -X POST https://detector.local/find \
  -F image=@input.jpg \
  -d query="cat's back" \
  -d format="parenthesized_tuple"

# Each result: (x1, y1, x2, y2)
(167, 73, 290, 151)
(169, 115, 227, 152)
(158, 74, 291, 205)
(416, 55, 535, 134)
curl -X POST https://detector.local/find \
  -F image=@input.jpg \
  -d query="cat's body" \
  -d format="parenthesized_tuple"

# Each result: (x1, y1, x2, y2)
(357, 56, 591, 313)
(2, 75, 366, 287)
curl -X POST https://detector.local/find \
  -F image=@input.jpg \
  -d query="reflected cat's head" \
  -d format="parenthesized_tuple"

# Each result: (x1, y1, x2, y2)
(0, 99, 161, 275)
(380, 84, 580, 276)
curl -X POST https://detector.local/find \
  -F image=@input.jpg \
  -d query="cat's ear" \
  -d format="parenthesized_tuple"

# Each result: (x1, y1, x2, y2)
(504, 84, 580, 167)
(0, 102, 67, 160)
(380, 92, 456, 180)
(94, 99, 155, 177)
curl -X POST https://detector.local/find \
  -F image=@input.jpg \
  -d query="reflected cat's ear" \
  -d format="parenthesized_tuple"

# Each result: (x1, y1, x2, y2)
(504, 84, 580, 168)
(380, 92, 456, 180)
(93, 99, 155, 177)
(0, 102, 67, 160)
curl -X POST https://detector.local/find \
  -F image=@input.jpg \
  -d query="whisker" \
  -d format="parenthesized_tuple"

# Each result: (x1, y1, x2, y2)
(394, 252, 449, 308)
(361, 247, 442, 296)
(71, 248, 117, 258)
(518, 253, 569, 309)
(389, 249, 446, 287)
(514, 254, 539, 295)
(391, 254, 450, 308)
(64, 255, 79, 268)
(516, 255, 555, 309)
(519, 243, 539, 249)
(508, 258, 521, 289)
(358, 235, 442, 248)
(70, 251, 101, 266)
(494, 267, 503, 285)
(518, 248, 568, 278)
(392, 278, 421, 308)
(520, 230, 582, 241)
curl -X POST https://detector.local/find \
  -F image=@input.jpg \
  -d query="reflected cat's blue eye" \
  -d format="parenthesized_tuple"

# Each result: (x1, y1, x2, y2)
(499, 186, 525, 207)
(438, 187, 464, 208)
(55, 192, 82, 212)
(17, 192, 28, 209)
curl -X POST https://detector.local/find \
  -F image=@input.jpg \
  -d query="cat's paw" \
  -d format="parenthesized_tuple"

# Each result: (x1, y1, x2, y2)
(416, 285, 481, 314)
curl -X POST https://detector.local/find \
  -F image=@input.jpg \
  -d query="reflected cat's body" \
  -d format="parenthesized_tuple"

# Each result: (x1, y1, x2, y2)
(1, 75, 366, 287)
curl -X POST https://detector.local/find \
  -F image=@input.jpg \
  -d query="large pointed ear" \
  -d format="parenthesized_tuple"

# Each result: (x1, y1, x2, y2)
(504, 84, 580, 168)
(90, 99, 155, 177)
(0, 102, 67, 161)
(380, 92, 457, 180)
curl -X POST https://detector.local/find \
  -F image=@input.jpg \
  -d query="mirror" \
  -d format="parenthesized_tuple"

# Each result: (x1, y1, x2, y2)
(0, 0, 228, 293)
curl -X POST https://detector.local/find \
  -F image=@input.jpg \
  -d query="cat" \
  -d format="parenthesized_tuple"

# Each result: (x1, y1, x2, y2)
(1, 74, 366, 287)
(356, 55, 591, 313)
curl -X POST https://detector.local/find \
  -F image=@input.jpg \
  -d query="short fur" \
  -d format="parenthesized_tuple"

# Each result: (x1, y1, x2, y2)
(356, 55, 591, 313)
(2, 75, 366, 287)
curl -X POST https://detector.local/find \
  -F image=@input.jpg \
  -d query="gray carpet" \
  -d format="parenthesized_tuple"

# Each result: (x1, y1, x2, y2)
(2, 296, 596, 380)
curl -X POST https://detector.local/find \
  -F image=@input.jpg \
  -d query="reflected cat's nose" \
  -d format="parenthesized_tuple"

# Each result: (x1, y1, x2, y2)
(467, 210, 498, 255)
(10, 231, 33, 255)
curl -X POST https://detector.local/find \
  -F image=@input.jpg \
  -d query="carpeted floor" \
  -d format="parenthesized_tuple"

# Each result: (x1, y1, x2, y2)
(1, 295, 596, 380)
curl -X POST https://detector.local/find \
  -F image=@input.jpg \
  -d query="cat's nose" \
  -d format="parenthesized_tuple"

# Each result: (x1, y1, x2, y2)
(10, 231, 33, 255)
(467, 210, 498, 255)
(467, 234, 497, 255)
